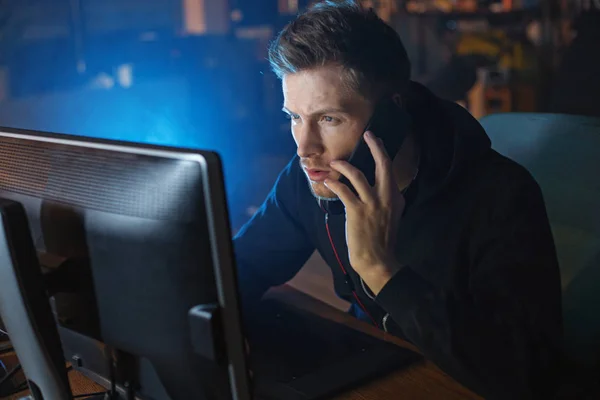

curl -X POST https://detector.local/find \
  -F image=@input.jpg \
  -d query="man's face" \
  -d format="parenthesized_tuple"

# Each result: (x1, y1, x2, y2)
(283, 66, 373, 200)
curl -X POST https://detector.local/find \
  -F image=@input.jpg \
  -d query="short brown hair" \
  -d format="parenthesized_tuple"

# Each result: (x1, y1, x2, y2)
(268, 0, 411, 99)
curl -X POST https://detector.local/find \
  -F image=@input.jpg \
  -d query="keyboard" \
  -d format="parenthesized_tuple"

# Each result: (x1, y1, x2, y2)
(246, 299, 422, 400)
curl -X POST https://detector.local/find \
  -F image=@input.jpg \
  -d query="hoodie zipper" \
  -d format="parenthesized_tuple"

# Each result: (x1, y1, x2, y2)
(382, 313, 390, 333)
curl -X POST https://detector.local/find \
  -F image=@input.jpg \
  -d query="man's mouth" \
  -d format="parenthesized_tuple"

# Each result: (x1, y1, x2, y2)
(304, 168, 330, 182)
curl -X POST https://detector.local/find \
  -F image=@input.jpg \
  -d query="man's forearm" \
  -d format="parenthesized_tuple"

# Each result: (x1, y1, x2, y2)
(375, 266, 561, 399)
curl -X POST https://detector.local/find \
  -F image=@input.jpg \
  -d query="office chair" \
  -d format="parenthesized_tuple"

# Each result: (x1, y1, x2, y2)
(480, 112, 600, 367)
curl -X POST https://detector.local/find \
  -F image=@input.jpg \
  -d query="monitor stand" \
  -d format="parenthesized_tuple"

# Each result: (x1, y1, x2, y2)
(0, 198, 73, 400)
(0, 199, 135, 400)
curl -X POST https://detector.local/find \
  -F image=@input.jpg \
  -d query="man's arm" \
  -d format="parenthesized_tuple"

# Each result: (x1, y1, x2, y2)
(234, 157, 315, 315)
(375, 173, 564, 399)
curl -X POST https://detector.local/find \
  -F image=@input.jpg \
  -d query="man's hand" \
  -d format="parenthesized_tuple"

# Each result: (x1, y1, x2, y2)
(324, 131, 404, 296)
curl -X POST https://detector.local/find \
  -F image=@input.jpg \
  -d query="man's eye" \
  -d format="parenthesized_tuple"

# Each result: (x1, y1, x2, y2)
(322, 116, 336, 123)
(285, 114, 300, 120)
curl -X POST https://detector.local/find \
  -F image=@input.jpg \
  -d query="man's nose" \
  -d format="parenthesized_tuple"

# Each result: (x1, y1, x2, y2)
(295, 124, 323, 158)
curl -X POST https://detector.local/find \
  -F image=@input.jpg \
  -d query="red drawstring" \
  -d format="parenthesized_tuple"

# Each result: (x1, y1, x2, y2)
(325, 214, 380, 329)
(325, 217, 348, 275)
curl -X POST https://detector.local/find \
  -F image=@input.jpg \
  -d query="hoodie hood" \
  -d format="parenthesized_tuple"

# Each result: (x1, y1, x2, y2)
(406, 81, 491, 205)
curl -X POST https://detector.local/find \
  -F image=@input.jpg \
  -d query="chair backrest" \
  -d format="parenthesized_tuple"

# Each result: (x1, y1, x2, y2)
(480, 112, 600, 366)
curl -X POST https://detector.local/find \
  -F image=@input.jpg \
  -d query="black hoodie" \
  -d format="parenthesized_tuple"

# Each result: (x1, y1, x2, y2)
(234, 82, 563, 399)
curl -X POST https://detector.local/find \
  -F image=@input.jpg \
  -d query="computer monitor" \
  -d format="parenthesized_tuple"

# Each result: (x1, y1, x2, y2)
(0, 126, 252, 400)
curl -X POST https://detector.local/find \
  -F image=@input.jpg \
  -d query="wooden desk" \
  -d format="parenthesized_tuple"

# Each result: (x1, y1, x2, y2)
(1, 285, 481, 400)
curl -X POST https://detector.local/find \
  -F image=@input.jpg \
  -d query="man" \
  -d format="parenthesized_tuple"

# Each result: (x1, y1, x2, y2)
(234, 1, 563, 398)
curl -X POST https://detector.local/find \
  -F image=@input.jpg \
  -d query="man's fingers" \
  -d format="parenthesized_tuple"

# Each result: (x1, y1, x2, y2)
(329, 160, 374, 202)
(364, 131, 393, 172)
(364, 131, 394, 197)
(324, 178, 361, 208)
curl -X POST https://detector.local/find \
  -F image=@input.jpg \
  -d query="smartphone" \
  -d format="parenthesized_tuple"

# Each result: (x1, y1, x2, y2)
(340, 97, 411, 192)
(320, 97, 411, 215)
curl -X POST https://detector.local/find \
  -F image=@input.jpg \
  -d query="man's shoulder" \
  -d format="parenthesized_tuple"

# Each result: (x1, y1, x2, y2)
(471, 149, 545, 206)
(279, 154, 302, 177)
(485, 150, 538, 186)
(273, 155, 305, 192)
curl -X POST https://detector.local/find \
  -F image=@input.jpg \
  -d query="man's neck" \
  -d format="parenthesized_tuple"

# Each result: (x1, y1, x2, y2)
(392, 131, 420, 192)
